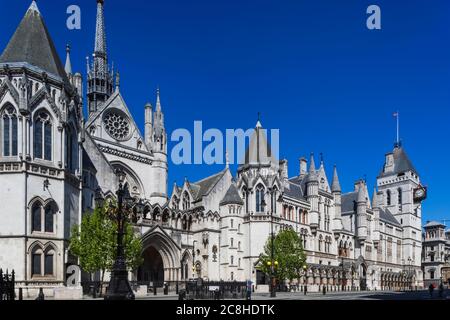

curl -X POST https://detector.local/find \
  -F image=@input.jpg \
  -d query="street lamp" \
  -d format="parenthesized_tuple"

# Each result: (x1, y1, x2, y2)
(407, 257, 412, 290)
(340, 256, 345, 291)
(263, 192, 277, 298)
(104, 168, 144, 300)
(192, 240, 198, 279)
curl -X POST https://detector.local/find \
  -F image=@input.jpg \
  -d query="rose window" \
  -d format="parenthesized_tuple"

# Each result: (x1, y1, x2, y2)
(104, 111, 130, 141)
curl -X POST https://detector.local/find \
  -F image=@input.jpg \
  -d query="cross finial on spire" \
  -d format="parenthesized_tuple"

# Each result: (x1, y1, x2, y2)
(225, 151, 230, 169)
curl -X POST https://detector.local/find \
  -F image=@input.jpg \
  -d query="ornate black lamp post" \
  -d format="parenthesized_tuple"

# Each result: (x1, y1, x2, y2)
(104, 168, 144, 300)
(192, 240, 198, 279)
(262, 194, 277, 298)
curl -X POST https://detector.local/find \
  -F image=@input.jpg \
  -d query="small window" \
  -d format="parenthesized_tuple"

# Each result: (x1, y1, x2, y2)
(32, 253, 41, 276)
(44, 254, 54, 275)
(45, 207, 54, 233)
(32, 204, 41, 232)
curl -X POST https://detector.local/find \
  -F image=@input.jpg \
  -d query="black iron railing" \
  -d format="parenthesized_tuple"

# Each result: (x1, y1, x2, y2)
(183, 280, 248, 300)
(0, 269, 15, 301)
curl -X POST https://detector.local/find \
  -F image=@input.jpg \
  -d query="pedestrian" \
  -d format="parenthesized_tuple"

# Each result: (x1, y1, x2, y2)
(429, 283, 434, 298)
(439, 283, 444, 299)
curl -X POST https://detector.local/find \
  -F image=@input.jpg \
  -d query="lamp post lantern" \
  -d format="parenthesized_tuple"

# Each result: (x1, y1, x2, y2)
(104, 168, 144, 300)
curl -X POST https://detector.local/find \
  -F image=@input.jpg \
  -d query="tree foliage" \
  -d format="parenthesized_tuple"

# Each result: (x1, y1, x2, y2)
(69, 202, 143, 281)
(257, 228, 307, 282)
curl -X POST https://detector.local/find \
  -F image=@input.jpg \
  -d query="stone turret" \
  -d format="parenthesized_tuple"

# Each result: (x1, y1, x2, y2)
(144, 102, 153, 150)
(332, 165, 343, 231)
(356, 181, 368, 242)
(306, 153, 319, 233)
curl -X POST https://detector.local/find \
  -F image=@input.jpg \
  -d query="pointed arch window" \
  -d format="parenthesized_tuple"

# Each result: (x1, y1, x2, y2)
(242, 187, 249, 213)
(2, 105, 18, 157)
(66, 124, 78, 173)
(31, 201, 56, 233)
(34, 111, 52, 161)
(32, 203, 42, 232)
(255, 184, 265, 213)
(182, 192, 190, 211)
(386, 190, 391, 206)
(31, 245, 56, 277)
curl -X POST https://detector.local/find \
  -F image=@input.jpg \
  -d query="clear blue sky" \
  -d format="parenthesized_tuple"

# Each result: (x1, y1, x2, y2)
(1, 0, 449, 223)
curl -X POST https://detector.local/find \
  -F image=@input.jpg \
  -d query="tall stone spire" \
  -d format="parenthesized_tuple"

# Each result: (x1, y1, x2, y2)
(65, 44, 72, 76)
(372, 187, 378, 209)
(156, 87, 162, 112)
(309, 153, 316, 173)
(94, 0, 107, 71)
(87, 0, 114, 116)
(153, 88, 166, 153)
(331, 165, 341, 193)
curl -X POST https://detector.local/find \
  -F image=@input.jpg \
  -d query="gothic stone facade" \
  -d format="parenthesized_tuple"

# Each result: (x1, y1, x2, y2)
(0, 1, 426, 297)
(422, 221, 450, 287)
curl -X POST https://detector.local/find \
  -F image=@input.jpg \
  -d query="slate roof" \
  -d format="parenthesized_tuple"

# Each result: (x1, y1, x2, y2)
(238, 122, 278, 170)
(0, 2, 68, 80)
(379, 208, 401, 227)
(423, 221, 446, 228)
(379, 147, 418, 178)
(191, 169, 227, 202)
(284, 181, 306, 201)
(220, 184, 244, 206)
(341, 192, 358, 214)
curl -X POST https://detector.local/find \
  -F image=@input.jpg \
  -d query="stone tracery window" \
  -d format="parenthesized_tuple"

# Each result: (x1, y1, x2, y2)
(34, 111, 52, 160)
(255, 184, 265, 213)
(31, 244, 56, 278)
(103, 110, 130, 141)
(2, 105, 18, 157)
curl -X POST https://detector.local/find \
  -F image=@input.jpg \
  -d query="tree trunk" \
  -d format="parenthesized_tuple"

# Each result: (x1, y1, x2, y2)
(100, 269, 105, 297)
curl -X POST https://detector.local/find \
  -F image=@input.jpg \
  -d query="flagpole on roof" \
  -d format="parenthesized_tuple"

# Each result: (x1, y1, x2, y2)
(397, 111, 400, 146)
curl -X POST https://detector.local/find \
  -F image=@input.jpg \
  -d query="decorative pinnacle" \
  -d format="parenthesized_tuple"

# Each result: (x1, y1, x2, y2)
(28, 1, 40, 14)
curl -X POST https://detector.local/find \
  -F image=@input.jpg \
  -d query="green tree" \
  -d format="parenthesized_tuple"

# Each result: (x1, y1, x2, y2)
(257, 228, 307, 284)
(69, 203, 143, 285)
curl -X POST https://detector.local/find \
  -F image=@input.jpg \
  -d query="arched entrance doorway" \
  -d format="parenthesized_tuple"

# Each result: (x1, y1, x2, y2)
(138, 246, 165, 287)
(139, 226, 182, 287)
(359, 263, 367, 290)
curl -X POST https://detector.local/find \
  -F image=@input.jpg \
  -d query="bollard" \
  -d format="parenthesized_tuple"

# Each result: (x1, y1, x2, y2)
(19, 288, 23, 301)
(164, 283, 168, 295)
(154, 285, 157, 296)
(304, 285, 307, 295)
(323, 286, 326, 295)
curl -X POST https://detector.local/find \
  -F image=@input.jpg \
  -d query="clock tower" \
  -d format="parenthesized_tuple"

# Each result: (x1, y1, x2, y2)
(376, 143, 425, 279)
